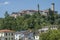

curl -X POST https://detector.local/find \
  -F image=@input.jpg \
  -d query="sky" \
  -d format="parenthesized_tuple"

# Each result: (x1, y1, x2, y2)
(0, 0, 60, 18)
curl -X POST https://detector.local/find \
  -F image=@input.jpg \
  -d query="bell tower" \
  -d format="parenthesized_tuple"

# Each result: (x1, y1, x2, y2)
(51, 3, 55, 11)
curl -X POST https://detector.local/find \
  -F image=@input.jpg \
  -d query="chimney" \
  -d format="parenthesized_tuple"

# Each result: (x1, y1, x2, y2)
(51, 3, 55, 11)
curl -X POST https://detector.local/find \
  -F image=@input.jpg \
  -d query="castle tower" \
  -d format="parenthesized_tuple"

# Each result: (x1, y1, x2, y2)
(51, 3, 55, 11)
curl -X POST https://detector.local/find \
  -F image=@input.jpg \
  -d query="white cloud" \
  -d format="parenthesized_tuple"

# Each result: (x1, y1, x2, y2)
(4, 1, 9, 5)
(0, 1, 9, 5)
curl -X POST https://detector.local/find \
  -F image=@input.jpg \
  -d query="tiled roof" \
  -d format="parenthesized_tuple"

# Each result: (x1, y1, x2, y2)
(0, 29, 15, 32)
(20, 10, 43, 14)
(22, 10, 37, 12)
(43, 10, 49, 12)
(11, 12, 18, 15)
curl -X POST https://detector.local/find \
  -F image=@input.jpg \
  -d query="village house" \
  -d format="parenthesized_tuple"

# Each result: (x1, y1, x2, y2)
(0, 25, 58, 40)
(0, 29, 15, 40)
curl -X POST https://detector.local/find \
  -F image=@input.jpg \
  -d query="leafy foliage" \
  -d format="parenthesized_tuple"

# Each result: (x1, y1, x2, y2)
(40, 30, 60, 40)
(0, 10, 60, 31)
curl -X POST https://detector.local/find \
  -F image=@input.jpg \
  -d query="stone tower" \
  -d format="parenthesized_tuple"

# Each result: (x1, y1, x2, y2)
(51, 3, 55, 11)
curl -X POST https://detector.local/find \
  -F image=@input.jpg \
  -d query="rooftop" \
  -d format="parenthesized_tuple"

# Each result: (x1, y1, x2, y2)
(0, 29, 15, 32)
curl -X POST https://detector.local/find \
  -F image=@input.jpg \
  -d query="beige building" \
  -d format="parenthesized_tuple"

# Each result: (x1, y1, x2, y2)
(20, 10, 37, 15)
(10, 12, 21, 18)
(0, 29, 15, 40)
(38, 25, 58, 33)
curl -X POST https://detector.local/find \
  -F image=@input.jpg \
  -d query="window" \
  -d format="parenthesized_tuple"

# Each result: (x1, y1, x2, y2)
(11, 38, 13, 40)
(11, 33, 13, 36)
(5, 33, 7, 36)
(41, 30, 44, 32)
(19, 39, 21, 40)
(5, 38, 7, 40)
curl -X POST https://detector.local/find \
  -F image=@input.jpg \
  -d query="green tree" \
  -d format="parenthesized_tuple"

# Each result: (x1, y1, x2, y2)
(4, 11, 9, 18)
(40, 30, 60, 40)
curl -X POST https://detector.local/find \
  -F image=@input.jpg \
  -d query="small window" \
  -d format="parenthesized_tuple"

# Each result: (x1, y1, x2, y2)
(5, 38, 7, 40)
(11, 33, 13, 35)
(11, 38, 13, 40)
(5, 33, 7, 36)
(41, 30, 44, 32)
(19, 39, 21, 40)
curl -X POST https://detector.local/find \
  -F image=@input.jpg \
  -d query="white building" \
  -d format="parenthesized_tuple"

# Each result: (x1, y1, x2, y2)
(35, 36, 39, 40)
(38, 25, 58, 33)
(15, 32, 24, 40)
(0, 29, 15, 40)
(15, 30, 34, 40)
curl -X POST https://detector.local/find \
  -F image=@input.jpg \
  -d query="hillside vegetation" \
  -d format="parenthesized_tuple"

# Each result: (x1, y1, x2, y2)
(0, 9, 60, 31)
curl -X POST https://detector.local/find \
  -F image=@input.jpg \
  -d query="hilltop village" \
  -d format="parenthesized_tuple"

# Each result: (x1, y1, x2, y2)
(0, 3, 60, 40)
(10, 3, 57, 18)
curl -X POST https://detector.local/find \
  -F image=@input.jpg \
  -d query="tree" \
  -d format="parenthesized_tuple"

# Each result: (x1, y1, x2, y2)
(40, 30, 60, 40)
(1, 16, 17, 30)
(47, 8, 56, 24)
(0, 18, 4, 29)
(4, 11, 9, 18)
(16, 16, 25, 31)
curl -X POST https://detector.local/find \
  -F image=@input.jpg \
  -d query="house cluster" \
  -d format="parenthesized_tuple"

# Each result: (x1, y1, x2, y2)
(10, 3, 57, 18)
(38, 25, 58, 33)
(0, 29, 39, 40)
(0, 25, 58, 40)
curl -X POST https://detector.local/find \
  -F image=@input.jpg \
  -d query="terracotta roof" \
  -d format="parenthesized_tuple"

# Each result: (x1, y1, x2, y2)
(20, 10, 43, 14)
(43, 10, 49, 12)
(0, 29, 15, 32)
(23, 10, 37, 12)
(11, 12, 18, 15)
